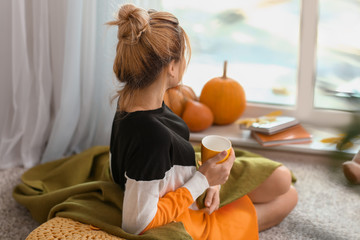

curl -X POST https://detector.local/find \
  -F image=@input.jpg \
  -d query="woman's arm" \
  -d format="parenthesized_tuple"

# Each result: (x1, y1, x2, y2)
(142, 150, 235, 234)
(122, 170, 209, 234)
(141, 171, 208, 233)
(122, 149, 235, 234)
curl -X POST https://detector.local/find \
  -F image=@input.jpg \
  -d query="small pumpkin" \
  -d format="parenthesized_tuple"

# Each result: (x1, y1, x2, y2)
(179, 85, 197, 101)
(182, 99, 214, 132)
(164, 85, 197, 117)
(199, 61, 246, 125)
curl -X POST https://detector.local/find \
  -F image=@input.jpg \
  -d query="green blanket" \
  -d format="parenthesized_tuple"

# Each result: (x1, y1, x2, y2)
(13, 146, 286, 240)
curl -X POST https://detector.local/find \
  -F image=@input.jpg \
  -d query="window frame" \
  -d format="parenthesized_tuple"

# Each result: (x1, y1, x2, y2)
(242, 0, 353, 128)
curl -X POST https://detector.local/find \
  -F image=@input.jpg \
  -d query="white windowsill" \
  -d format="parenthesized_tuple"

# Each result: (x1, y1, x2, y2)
(190, 123, 358, 157)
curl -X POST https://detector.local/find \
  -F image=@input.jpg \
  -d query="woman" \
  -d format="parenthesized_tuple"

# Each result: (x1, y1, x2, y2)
(108, 4, 297, 239)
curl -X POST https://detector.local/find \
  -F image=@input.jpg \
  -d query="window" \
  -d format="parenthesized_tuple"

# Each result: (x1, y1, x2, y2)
(111, 0, 357, 128)
(315, 0, 360, 112)
(158, 0, 356, 128)
(162, 0, 300, 106)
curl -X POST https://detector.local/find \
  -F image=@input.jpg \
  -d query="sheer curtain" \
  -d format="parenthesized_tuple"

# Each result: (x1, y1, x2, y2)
(0, 0, 164, 169)
(0, 0, 116, 169)
(0, 0, 55, 169)
(40, 0, 117, 163)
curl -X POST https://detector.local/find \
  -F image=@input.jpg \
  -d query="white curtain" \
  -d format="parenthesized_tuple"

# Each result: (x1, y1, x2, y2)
(40, 0, 117, 163)
(0, 0, 164, 169)
(0, 0, 54, 169)
(0, 0, 115, 169)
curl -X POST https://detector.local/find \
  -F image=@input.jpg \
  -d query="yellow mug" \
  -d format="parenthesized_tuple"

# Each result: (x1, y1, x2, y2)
(201, 135, 232, 164)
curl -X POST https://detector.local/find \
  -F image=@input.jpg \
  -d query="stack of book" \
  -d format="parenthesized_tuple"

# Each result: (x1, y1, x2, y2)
(238, 115, 312, 147)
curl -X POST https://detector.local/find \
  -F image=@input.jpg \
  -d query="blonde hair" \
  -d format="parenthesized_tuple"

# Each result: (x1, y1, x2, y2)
(107, 4, 191, 111)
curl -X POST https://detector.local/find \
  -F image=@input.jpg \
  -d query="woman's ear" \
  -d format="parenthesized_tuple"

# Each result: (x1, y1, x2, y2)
(167, 60, 177, 79)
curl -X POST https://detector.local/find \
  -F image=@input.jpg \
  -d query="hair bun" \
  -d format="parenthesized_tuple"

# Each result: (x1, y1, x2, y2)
(113, 4, 150, 45)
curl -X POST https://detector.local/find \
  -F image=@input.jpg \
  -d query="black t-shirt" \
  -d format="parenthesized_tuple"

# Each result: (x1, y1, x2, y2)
(109, 102, 196, 190)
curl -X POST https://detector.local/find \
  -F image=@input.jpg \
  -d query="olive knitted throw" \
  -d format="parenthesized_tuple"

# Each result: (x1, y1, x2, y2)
(13, 146, 285, 239)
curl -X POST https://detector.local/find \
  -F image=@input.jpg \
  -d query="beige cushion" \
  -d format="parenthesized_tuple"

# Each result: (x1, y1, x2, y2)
(26, 217, 126, 240)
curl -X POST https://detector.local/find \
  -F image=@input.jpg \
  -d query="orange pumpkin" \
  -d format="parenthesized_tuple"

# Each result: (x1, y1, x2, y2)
(164, 85, 197, 117)
(182, 99, 214, 132)
(179, 85, 197, 101)
(199, 61, 246, 125)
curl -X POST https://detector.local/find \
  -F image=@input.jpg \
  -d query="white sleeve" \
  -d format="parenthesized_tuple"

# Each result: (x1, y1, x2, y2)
(182, 171, 209, 200)
(122, 169, 209, 234)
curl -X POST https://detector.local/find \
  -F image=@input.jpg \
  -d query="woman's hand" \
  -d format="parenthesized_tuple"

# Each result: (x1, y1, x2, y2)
(198, 148, 235, 186)
(204, 185, 220, 214)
